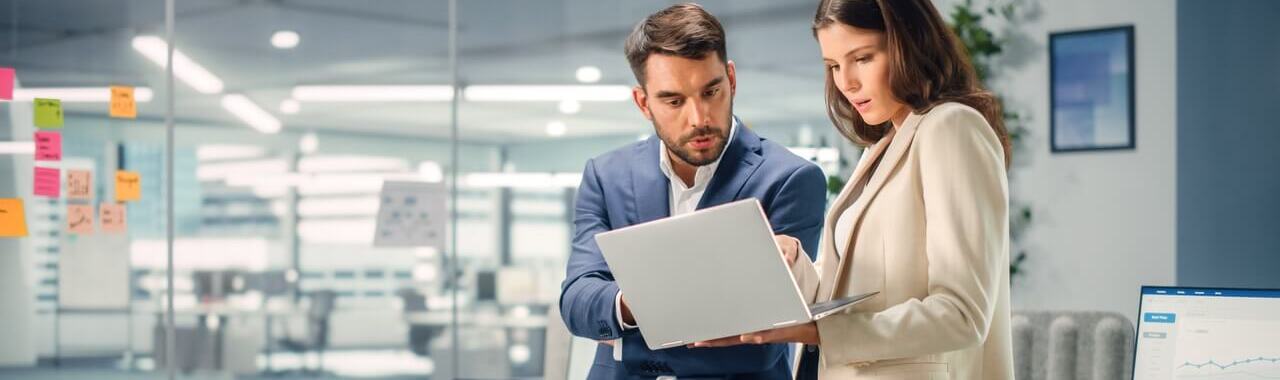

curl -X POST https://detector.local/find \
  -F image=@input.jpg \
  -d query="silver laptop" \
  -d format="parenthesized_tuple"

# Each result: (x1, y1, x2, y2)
(595, 198, 877, 350)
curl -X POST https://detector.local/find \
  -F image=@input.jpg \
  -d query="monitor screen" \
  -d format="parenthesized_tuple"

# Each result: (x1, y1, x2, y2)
(476, 270, 497, 302)
(1133, 286, 1280, 380)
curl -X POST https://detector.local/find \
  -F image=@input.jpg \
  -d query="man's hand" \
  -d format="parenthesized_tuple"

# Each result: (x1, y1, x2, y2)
(775, 234, 801, 266)
(620, 293, 636, 326)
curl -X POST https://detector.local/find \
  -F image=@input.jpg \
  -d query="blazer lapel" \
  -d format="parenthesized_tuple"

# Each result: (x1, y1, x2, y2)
(697, 119, 763, 209)
(631, 137, 671, 224)
(815, 131, 893, 302)
(818, 112, 926, 301)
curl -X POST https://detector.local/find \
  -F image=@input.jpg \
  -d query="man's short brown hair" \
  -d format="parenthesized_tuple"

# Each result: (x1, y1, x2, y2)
(624, 3, 728, 87)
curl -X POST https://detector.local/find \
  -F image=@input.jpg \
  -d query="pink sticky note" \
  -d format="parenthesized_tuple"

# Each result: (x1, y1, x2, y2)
(66, 204, 94, 235)
(34, 131, 61, 161)
(0, 67, 13, 100)
(34, 167, 60, 198)
(100, 203, 127, 233)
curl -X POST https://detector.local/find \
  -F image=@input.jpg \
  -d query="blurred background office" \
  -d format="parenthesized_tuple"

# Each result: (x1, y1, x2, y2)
(0, 0, 1276, 379)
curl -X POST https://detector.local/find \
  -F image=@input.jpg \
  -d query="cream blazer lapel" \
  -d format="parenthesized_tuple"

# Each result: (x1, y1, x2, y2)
(816, 112, 926, 302)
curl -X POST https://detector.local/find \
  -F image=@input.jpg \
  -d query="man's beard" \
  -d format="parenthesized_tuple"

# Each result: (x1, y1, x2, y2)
(655, 113, 732, 167)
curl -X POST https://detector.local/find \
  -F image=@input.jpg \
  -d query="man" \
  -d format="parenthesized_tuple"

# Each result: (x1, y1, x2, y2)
(559, 3, 827, 379)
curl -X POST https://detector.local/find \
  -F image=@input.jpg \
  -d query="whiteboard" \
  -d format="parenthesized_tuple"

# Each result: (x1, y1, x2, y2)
(58, 233, 130, 310)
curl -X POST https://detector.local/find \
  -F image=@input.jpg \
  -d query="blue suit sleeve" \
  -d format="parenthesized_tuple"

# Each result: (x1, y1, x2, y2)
(767, 163, 828, 259)
(559, 159, 628, 341)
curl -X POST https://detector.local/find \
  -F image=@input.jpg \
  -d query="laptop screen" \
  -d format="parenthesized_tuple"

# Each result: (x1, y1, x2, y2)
(1133, 286, 1280, 380)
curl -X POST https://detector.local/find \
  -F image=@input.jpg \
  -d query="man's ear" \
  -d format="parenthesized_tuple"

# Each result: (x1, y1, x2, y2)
(632, 85, 653, 121)
(726, 60, 737, 96)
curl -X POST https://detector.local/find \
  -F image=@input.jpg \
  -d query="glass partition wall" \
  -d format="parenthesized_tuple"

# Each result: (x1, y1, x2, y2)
(0, 1, 843, 379)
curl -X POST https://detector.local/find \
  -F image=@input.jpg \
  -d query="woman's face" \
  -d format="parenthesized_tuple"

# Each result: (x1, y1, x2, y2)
(817, 22, 909, 126)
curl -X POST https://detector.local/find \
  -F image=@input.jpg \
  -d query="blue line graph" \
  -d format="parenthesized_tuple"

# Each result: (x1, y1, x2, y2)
(1178, 357, 1280, 379)
(1181, 357, 1280, 370)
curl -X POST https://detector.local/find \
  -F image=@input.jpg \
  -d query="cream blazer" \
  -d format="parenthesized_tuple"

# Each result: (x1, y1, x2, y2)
(788, 102, 1014, 379)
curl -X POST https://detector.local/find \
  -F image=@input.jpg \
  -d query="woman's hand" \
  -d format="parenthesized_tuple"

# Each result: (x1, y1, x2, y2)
(775, 234, 801, 266)
(688, 322, 821, 348)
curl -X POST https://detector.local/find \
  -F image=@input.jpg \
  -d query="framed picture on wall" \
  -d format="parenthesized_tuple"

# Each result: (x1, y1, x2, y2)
(1049, 25, 1135, 152)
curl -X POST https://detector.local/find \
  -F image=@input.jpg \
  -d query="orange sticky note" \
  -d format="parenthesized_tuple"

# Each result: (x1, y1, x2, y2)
(115, 171, 141, 202)
(0, 198, 28, 238)
(100, 203, 126, 233)
(66, 204, 94, 235)
(109, 86, 137, 119)
(67, 170, 92, 200)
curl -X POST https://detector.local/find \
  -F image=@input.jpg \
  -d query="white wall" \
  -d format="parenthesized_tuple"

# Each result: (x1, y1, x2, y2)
(981, 0, 1178, 322)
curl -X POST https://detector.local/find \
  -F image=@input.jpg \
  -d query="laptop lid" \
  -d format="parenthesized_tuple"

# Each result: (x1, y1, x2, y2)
(595, 199, 814, 350)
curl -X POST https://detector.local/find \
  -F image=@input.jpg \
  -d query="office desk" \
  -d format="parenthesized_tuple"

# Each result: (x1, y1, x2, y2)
(146, 303, 301, 373)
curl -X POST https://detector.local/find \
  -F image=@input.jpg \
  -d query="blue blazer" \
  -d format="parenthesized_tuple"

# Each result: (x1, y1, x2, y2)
(560, 123, 828, 379)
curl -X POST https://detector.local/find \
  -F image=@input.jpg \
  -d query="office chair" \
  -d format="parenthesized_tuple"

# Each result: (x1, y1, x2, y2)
(396, 288, 443, 357)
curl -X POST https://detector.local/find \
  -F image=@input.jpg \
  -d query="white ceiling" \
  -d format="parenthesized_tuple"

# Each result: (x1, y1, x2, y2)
(0, 0, 833, 143)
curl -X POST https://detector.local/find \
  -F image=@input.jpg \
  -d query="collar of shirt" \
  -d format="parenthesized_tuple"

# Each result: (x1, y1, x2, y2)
(657, 116, 740, 194)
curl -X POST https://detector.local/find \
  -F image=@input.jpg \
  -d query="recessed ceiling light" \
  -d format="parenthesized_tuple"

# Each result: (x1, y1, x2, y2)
(546, 121, 567, 137)
(272, 30, 300, 49)
(575, 66, 602, 83)
(279, 99, 301, 114)
(299, 132, 319, 154)
(558, 99, 581, 114)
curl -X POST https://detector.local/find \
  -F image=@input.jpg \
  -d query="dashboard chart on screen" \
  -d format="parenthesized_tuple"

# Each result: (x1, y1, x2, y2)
(1133, 287, 1280, 380)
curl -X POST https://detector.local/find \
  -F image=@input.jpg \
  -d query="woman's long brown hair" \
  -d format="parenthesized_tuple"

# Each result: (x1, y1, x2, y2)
(814, 0, 1011, 166)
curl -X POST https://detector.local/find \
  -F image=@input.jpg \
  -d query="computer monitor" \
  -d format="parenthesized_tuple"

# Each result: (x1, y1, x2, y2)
(1132, 286, 1280, 380)
(476, 270, 497, 302)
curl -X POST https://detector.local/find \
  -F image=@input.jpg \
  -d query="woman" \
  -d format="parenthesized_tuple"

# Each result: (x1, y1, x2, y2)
(694, 0, 1014, 378)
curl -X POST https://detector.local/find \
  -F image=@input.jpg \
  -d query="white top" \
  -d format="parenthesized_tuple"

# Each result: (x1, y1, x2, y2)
(612, 118, 740, 360)
(834, 147, 883, 258)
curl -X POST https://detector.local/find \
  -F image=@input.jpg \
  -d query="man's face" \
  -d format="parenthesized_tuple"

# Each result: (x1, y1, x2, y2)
(633, 53, 736, 167)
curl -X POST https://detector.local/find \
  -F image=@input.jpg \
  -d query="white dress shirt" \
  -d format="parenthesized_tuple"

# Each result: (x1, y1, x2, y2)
(612, 118, 740, 362)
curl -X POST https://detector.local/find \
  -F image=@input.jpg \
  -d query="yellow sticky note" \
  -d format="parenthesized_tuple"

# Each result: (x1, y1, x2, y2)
(0, 198, 29, 238)
(100, 203, 127, 234)
(34, 98, 64, 128)
(67, 170, 92, 200)
(67, 204, 94, 235)
(115, 171, 141, 202)
(110, 86, 137, 119)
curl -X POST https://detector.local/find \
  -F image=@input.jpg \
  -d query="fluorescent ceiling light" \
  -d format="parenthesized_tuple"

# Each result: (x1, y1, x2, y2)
(221, 94, 282, 134)
(197, 158, 288, 181)
(132, 35, 225, 94)
(297, 196, 380, 217)
(271, 30, 300, 49)
(464, 172, 582, 189)
(788, 147, 840, 163)
(0, 142, 35, 155)
(464, 85, 630, 102)
(298, 155, 408, 173)
(297, 218, 376, 245)
(576, 66, 603, 83)
(13, 87, 154, 103)
(558, 99, 581, 114)
(291, 85, 454, 102)
(197, 144, 266, 162)
(131, 238, 269, 271)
